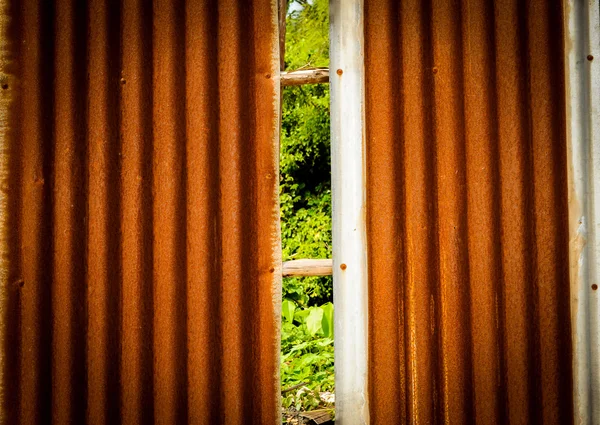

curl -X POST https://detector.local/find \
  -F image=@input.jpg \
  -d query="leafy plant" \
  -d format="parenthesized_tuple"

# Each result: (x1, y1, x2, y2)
(281, 299, 335, 412)
(281, 0, 332, 308)
(280, 0, 333, 419)
(321, 302, 333, 338)
(282, 299, 297, 323)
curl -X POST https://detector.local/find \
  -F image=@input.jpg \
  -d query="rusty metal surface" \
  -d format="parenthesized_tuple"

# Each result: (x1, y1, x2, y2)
(0, 0, 281, 423)
(364, 0, 573, 424)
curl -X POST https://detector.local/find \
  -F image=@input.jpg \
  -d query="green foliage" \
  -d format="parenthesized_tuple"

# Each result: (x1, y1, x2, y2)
(320, 302, 333, 338)
(282, 299, 297, 323)
(280, 1, 333, 417)
(284, 0, 329, 70)
(281, 301, 335, 411)
(281, 0, 332, 307)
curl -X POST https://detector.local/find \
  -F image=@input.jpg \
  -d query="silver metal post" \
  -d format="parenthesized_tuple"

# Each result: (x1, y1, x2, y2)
(330, 0, 369, 423)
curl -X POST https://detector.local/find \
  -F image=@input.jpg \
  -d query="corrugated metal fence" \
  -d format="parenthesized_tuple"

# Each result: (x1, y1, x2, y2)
(365, 0, 572, 424)
(0, 0, 586, 423)
(0, 0, 281, 423)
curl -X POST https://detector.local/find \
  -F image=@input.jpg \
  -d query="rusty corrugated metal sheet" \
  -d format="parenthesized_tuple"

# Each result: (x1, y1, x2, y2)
(364, 0, 572, 424)
(0, 0, 281, 423)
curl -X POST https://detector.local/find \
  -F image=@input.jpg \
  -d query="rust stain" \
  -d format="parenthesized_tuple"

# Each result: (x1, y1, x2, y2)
(364, 0, 573, 424)
(0, 0, 281, 423)
(0, 0, 14, 423)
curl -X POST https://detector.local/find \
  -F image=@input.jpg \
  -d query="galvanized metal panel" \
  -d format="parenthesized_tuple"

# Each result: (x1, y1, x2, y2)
(0, 0, 281, 423)
(329, 0, 368, 424)
(364, 0, 573, 423)
(564, 0, 600, 423)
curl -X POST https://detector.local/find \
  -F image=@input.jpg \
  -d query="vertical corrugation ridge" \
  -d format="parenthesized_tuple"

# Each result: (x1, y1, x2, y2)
(251, 0, 281, 422)
(52, 0, 88, 422)
(526, 0, 573, 422)
(460, 0, 505, 423)
(430, 0, 473, 422)
(19, 0, 56, 422)
(365, 0, 573, 423)
(518, 3, 544, 421)
(547, 0, 573, 420)
(485, 1, 509, 421)
(416, 1, 439, 421)
(120, 0, 155, 422)
(237, 1, 261, 421)
(185, 0, 221, 422)
(151, 0, 188, 422)
(87, 0, 122, 422)
(216, 1, 245, 422)
(0, 0, 18, 422)
(364, 0, 404, 423)
(493, 0, 535, 422)
(2, 0, 280, 423)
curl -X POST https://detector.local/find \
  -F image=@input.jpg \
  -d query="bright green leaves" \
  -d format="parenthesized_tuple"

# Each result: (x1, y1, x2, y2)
(281, 0, 332, 418)
(280, 299, 335, 413)
(306, 306, 324, 336)
(281, 0, 332, 308)
(283, 300, 334, 338)
(285, 0, 329, 70)
(282, 299, 297, 323)
(321, 302, 333, 339)
(294, 307, 310, 324)
(280, 86, 332, 306)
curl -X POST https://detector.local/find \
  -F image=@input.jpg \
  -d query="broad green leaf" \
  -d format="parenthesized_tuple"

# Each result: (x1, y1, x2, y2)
(282, 299, 296, 323)
(306, 307, 324, 336)
(294, 309, 310, 324)
(321, 302, 334, 338)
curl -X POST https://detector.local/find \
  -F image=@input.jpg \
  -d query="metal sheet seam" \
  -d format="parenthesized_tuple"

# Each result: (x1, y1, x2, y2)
(565, 0, 600, 423)
(329, 0, 369, 424)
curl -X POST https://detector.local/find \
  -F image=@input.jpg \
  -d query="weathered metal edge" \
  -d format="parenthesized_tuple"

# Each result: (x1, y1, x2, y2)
(564, 0, 600, 423)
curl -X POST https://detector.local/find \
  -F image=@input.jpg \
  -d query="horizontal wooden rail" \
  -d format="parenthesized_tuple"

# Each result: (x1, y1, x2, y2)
(282, 259, 333, 277)
(280, 68, 329, 86)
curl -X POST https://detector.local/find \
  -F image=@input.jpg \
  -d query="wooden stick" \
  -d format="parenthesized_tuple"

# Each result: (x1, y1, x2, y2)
(282, 259, 333, 277)
(299, 409, 334, 424)
(281, 382, 308, 394)
(281, 69, 330, 86)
